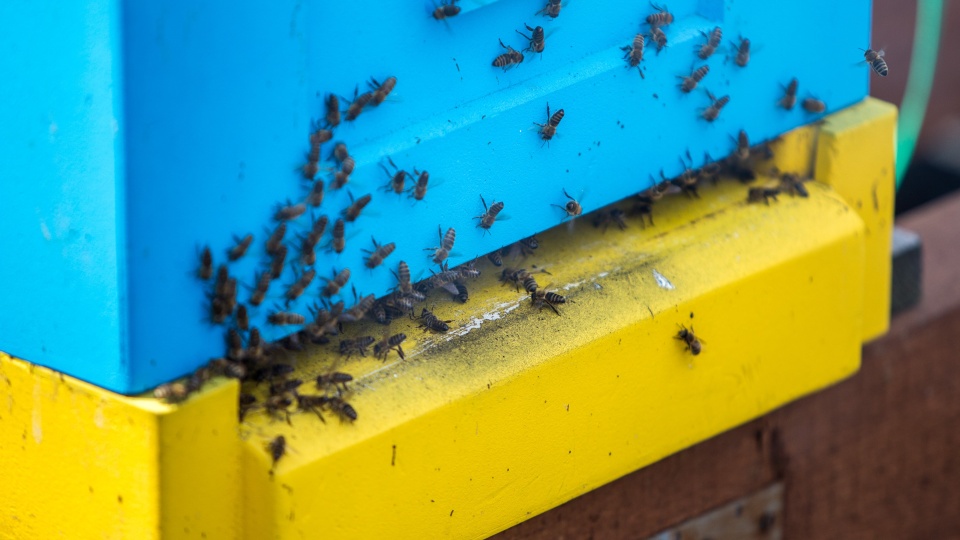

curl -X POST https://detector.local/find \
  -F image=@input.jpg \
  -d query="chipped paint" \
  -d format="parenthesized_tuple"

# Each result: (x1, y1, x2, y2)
(653, 269, 675, 290)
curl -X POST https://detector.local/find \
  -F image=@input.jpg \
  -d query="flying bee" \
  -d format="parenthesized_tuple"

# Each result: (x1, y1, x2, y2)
(492, 38, 524, 71)
(426, 226, 456, 265)
(487, 249, 504, 267)
(649, 26, 667, 53)
(250, 271, 271, 306)
(269, 245, 287, 279)
(235, 304, 249, 332)
(646, 2, 673, 26)
(363, 237, 396, 269)
(325, 396, 358, 422)
(342, 193, 372, 222)
(531, 286, 566, 315)
(747, 187, 781, 205)
(534, 102, 564, 146)
(698, 26, 722, 59)
(780, 78, 799, 110)
(274, 201, 307, 222)
(368, 76, 397, 106)
(317, 371, 354, 392)
(552, 188, 583, 219)
(227, 234, 253, 261)
(339, 336, 375, 359)
(306, 180, 324, 207)
(341, 291, 376, 322)
(344, 88, 375, 122)
(475, 195, 505, 231)
(154, 381, 190, 403)
(620, 34, 646, 77)
(433, 0, 460, 19)
(779, 172, 810, 198)
(418, 307, 452, 333)
(678, 65, 709, 93)
(674, 324, 702, 355)
(516, 24, 545, 55)
(265, 223, 286, 256)
(702, 90, 730, 122)
(322, 267, 350, 297)
(374, 332, 407, 361)
(197, 246, 213, 280)
(331, 218, 346, 254)
(861, 48, 888, 77)
(268, 311, 306, 325)
(733, 37, 750, 67)
(380, 157, 408, 195)
(285, 268, 315, 304)
(802, 98, 826, 113)
(325, 94, 340, 128)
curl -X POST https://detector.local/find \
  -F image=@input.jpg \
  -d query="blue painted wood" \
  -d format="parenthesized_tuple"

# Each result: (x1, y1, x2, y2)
(0, 0, 872, 393)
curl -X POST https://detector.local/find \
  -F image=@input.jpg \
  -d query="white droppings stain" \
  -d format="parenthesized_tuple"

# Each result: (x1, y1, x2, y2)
(562, 280, 584, 291)
(653, 269, 675, 290)
(32, 383, 43, 444)
(597, 272, 609, 278)
(39, 220, 52, 241)
(448, 301, 522, 339)
(94, 404, 106, 429)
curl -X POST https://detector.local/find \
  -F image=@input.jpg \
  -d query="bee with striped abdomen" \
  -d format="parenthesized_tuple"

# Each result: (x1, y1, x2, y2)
(733, 37, 750, 67)
(325, 94, 340, 128)
(267, 311, 306, 325)
(322, 267, 351, 297)
(331, 218, 346, 254)
(265, 223, 286, 256)
(516, 24, 545, 56)
(306, 180, 324, 208)
(197, 246, 213, 280)
(339, 336, 376, 359)
(861, 48, 888, 77)
(492, 39, 524, 70)
(747, 187, 781, 205)
(552, 188, 583, 219)
(374, 333, 407, 361)
(534, 103, 564, 146)
(649, 26, 667, 53)
(475, 195, 505, 231)
(342, 193, 372, 222)
(368, 76, 397, 106)
(426, 226, 456, 265)
(418, 307, 452, 333)
(285, 268, 315, 305)
(274, 201, 306, 222)
(678, 65, 709, 93)
(227, 234, 253, 261)
(363, 237, 396, 269)
(380, 157, 408, 195)
(698, 27, 722, 59)
(701, 90, 730, 122)
(646, 2, 673, 27)
(620, 34, 646, 78)
(531, 286, 566, 315)
(780, 78, 798, 110)
(802, 98, 826, 113)
(536, 0, 563, 18)
(344, 87, 375, 122)
(433, 0, 460, 20)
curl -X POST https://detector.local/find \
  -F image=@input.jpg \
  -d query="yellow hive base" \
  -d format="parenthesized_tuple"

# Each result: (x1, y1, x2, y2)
(0, 98, 895, 539)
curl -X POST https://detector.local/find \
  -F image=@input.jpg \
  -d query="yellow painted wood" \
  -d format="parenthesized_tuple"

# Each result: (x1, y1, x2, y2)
(0, 99, 894, 539)
(813, 97, 897, 341)
(0, 355, 241, 539)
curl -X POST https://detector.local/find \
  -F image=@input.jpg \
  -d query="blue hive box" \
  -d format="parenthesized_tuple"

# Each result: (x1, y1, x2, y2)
(0, 0, 871, 393)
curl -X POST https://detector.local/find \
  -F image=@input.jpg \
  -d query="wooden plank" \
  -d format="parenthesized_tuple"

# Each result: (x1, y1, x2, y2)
(496, 192, 960, 539)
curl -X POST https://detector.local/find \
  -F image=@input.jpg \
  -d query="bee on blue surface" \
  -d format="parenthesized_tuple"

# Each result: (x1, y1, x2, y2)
(368, 76, 397, 106)
(536, 0, 563, 18)
(733, 37, 751, 67)
(197, 246, 213, 280)
(620, 34, 646, 78)
(534, 103, 564, 146)
(802, 98, 826, 113)
(363, 237, 396, 269)
(475, 195, 505, 231)
(552, 188, 583, 219)
(678, 65, 709, 93)
(432, 0, 460, 20)
(649, 26, 667, 53)
(324, 94, 340, 128)
(516, 24, 545, 55)
(780, 78, 799, 110)
(342, 193, 372, 222)
(426, 226, 456, 265)
(492, 39, 524, 70)
(645, 2, 673, 27)
(322, 268, 351, 298)
(701, 90, 730, 122)
(698, 27, 722, 59)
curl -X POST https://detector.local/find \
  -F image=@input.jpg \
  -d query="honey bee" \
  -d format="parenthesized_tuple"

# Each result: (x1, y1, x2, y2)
(698, 26, 722, 59)
(265, 394, 294, 425)
(342, 193, 372, 222)
(802, 98, 826, 113)
(331, 218, 346, 254)
(734, 130, 750, 163)
(344, 88, 375, 122)
(302, 160, 319, 181)
(316, 371, 354, 392)
(210, 297, 229, 325)
(674, 324, 702, 355)
(269, 245, 287, 279)
(197, 246, 213, 280)
(380, 157, 408, 195)
(322, 267, 351, 297)
(392, 260, 413, 294)
(267, 311, 306, 325)
(531, 287, 566, 315)
(265, 223, 286, 256)
(339, 336, 375, 359)
(239, 393, 257, 421)
(332, 170, 350, 190)
(325, 396, 358, 422)
(620, 34, 646, 78)
(534, 103, 564, 146)
(592, 208, 629, 232)
(536, 0, 563, 18)
(225, 328, 244, 361)
(294, 393, 328, 421)
(499, 267, 528, 291)
(487, 249, 504, 267)
(375, 333, 407, 360)
(678, 65, 709, 93)
(306, 180, 324, 208)
(274, 201, 307, 222)
(418, 307, 452, 333)
(433, 0, 460, 20)
(747, 187, 781, 205)
(235, 304, 249, 332)
(646, 2, 673, 27)
(368, 76, 397, 106)
(227, 234, 254, 261)
(702, 90, 730, 122)
(861, 48, 888, 77)
(210, 357, 246, 380)
(269, 378, 304, 397)
(363, 237, 396, 269)
(492, 38, 524, 71)
(426, 226, 456, 265)
(325, 94, 341, 128)
(309, 126, 333, 148)
(549, 188, 584, 220)
(154, 381, 190, 403)
(340, 292, 376, 322)
(649, 26, 667, 53)
(780, 78, 798, 110)
(457, 260, 482, 280)
(733, 37, 750, 67)
(779, 172, 810, 198)
(408, 168, 430, 201)
(213, 265, 229, 295)
(330, 142, 348, 164)
(285, 268, 315, 304)
(250, 271, 271, 306)
(475, 195, 505, 231)
(246, 327, 266, 363)
(516, 24, 545, 55)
